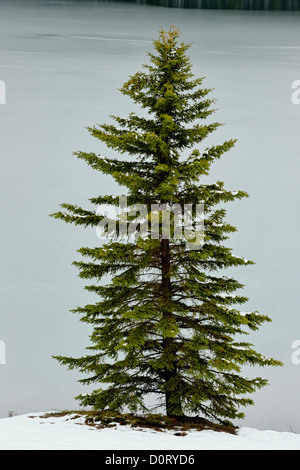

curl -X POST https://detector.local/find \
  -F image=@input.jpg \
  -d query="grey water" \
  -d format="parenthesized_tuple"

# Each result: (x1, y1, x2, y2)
(111, 0, 300, 9)
(0, 0, 300, 432)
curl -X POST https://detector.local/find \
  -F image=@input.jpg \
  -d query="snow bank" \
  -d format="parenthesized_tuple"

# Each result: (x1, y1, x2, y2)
(0, 412, 299, 450)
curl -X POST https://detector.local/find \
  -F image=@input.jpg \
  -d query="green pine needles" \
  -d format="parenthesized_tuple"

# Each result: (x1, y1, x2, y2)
(51, 26, 281, 426)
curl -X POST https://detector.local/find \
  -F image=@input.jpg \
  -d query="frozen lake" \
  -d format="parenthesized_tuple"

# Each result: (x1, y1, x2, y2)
(0, 0, 300, 432)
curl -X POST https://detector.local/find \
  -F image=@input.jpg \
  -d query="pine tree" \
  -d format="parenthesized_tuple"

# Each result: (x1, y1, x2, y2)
(51, 26, 281, 426)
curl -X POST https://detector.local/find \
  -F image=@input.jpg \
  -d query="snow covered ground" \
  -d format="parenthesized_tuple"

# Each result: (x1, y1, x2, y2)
(0, 412, 299, 450)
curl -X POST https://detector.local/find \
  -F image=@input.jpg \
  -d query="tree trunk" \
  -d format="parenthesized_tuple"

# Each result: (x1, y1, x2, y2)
(161, 237, 183, 417)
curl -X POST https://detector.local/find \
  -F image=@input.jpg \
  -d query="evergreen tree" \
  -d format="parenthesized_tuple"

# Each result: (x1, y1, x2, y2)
(51, 26, 281, 426)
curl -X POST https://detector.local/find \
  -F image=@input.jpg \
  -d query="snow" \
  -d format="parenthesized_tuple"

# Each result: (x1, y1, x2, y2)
(0, 412, 300, 450)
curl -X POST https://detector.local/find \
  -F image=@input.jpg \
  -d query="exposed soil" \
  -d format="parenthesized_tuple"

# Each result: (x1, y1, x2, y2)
(38, 410, 237, 435)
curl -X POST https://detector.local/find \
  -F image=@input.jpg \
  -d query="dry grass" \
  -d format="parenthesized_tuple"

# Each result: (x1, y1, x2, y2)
(38, 410, 237, 435)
